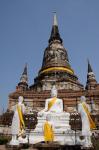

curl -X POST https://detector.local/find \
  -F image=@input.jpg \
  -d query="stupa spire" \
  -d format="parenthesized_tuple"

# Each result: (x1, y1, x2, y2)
(30, 14, 83, 91)
(88, 59, 93, 73)
(86, 59, 97, 90)
(16, 64, 28, 91)
(53, 12, 58, 26)
(20, 63, 28, 84)
(49, 13, 62, 43)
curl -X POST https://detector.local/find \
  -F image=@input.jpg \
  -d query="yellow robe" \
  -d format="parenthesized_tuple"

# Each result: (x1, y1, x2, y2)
(48, 97, 57, 111)
(44, 121, 54, 142)
(17, 105, 25, 136)
(82, 102, 96, 130)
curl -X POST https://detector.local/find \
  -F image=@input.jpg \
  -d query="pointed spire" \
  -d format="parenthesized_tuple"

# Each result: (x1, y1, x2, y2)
(49, 13, 62, 43)
(22, 63, 27, 76)
(87, 59, 95, 78)
(16, 64, 28, 91)
(20, 64, 28, 84)
(53, 12, 58, 26)
(86, 59, 97, 90)
(87, 59, 93, 73)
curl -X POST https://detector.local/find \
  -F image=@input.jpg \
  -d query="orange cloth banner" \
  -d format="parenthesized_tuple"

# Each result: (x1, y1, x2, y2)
(44, 121, 54, 142)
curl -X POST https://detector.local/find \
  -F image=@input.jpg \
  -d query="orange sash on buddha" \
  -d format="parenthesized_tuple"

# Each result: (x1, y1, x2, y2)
(47, 97, 57, 111)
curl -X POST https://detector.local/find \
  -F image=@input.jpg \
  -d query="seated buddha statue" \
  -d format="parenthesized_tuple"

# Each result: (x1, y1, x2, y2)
(38, 85, 63, 116)
(30, 86, 71, 145)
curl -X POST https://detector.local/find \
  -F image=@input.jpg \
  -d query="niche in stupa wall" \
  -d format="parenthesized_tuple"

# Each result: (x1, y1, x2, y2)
(42, 82, 52, 91)
(8, 98, 18, 110)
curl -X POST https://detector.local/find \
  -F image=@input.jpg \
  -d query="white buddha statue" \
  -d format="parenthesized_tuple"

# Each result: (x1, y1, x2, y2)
(29, 85, 72, 145)
(38, 85, 63, 116)
(78, 96, 96, 148)
(9, 96, 27, 145)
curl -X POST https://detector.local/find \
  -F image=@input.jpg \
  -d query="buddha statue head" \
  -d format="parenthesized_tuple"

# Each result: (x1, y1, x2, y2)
(51, 85, 57, 98)
(80, 96, 86, 102)
(18, 96, 24, 104)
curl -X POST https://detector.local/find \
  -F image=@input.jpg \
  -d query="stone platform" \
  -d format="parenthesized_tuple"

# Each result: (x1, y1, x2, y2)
(5, 143, 37, 150)
(33, 142, 82, 150)
(0, 143, 95, 150)
(29, 112, 76, 145)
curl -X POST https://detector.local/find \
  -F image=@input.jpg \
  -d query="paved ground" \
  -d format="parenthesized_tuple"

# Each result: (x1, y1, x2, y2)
(0, 145, 37, 150)
(0, 145, 6, 150)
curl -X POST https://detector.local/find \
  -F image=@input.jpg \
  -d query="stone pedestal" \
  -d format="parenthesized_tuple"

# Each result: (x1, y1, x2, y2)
(29, 112, 77, 145)
(9, 137, 19, 146)
(9, 135, 28, 146)
(6, 144, 21, 150)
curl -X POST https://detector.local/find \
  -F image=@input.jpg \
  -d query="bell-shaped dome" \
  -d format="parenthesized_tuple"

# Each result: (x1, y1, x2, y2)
(39, 13, 74, 75)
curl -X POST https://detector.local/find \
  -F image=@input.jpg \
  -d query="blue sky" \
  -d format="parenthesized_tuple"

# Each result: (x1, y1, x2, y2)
(0, 0, 99, 112)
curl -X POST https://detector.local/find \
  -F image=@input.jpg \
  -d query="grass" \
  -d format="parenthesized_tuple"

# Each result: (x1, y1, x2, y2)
(0, 136, 9, 145)
(92, 137, 99, 150)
